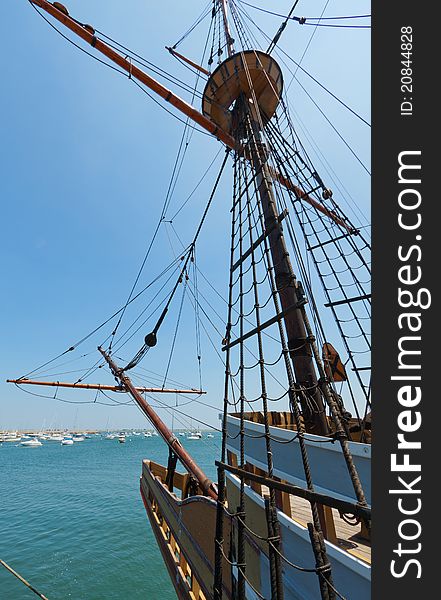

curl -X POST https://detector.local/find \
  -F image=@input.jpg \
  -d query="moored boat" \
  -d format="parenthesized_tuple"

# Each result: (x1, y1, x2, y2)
(0, 434, 22, 443)
(20, 438, 43, 447)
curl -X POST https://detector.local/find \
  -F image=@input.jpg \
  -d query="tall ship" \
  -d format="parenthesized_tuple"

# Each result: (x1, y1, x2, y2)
(9, 2, 371, 598)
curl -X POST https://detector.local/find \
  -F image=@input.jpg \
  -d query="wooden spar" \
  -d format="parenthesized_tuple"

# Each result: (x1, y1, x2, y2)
(268, 168, 356, 234)
(166, 47, 210, 76)
(28, 1, 352, 232)
(98, 347, 218, 500)
(6, 379, 205, 394)
(29, 0, 236, 149)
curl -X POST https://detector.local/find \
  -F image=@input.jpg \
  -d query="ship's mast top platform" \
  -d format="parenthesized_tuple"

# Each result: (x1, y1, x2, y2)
(202, 50, 283, 134)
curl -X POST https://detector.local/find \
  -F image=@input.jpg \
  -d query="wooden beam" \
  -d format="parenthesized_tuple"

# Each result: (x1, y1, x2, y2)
(217, 461, 371, 521)
(166, 47, 210, 76)
(7, 378, 205, 394)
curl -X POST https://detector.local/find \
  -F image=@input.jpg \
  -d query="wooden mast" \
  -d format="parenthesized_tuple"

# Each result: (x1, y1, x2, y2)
(211, 2, 329, 435)
(248, 128, 329, 435)
(27, 1, 352, 232)
(219, 0, 235, 57)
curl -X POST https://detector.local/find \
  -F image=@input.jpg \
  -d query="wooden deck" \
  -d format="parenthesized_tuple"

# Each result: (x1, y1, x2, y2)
(289, 495, 371, 564)
(255, 479, 371, 565)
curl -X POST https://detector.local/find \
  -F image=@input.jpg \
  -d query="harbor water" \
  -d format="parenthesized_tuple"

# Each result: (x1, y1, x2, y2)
(0, 433, 220, 599)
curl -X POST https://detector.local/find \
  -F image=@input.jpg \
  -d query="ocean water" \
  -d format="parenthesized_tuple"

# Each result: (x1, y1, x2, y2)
(0, 434, 220, 599)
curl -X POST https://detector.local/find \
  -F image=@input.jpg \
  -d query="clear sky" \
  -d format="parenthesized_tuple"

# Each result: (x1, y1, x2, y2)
(1, 0, 370, 431)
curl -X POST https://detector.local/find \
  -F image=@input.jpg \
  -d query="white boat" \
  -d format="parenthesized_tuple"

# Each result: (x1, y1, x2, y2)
(118, 435, 126, 443)
(47, 435, 64, 442)
(144, 432, 152, 438)
(207, 433, 214, 438)
(187, 431, 202, 440)
(104, 433, 116, 440)
(72, 435, 85, 442)
(61, 439, 74, 445)
(0, 434, 22, 443)
(20, 438, 42, 447)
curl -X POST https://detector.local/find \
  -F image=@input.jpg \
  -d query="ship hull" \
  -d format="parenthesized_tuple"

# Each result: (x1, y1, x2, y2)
(140, 460, 233, 600)
(140, 454, 370, 600)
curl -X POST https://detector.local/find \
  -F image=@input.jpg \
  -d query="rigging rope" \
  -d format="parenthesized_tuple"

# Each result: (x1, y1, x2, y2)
(121, 150, 230, 371)
(162, 276, 188, 387)
(172, 1, 213, 49)
(232, 2, 371, 128)
(211, 45, 372, 588)
(17, 256, 183, 381)
(0, 559, 49, 600)
(238, 2, 370, 25)
(191, 250, 203, 390)
(265, 121, 371, 411)
(266, 0, 300, 54)
(287, 0, 331, 86)
(293, 78, 370, 175)
(29, 0, 215, 138)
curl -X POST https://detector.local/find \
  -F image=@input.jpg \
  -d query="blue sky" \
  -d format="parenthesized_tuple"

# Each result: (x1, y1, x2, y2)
(1, 0, 370, 430)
